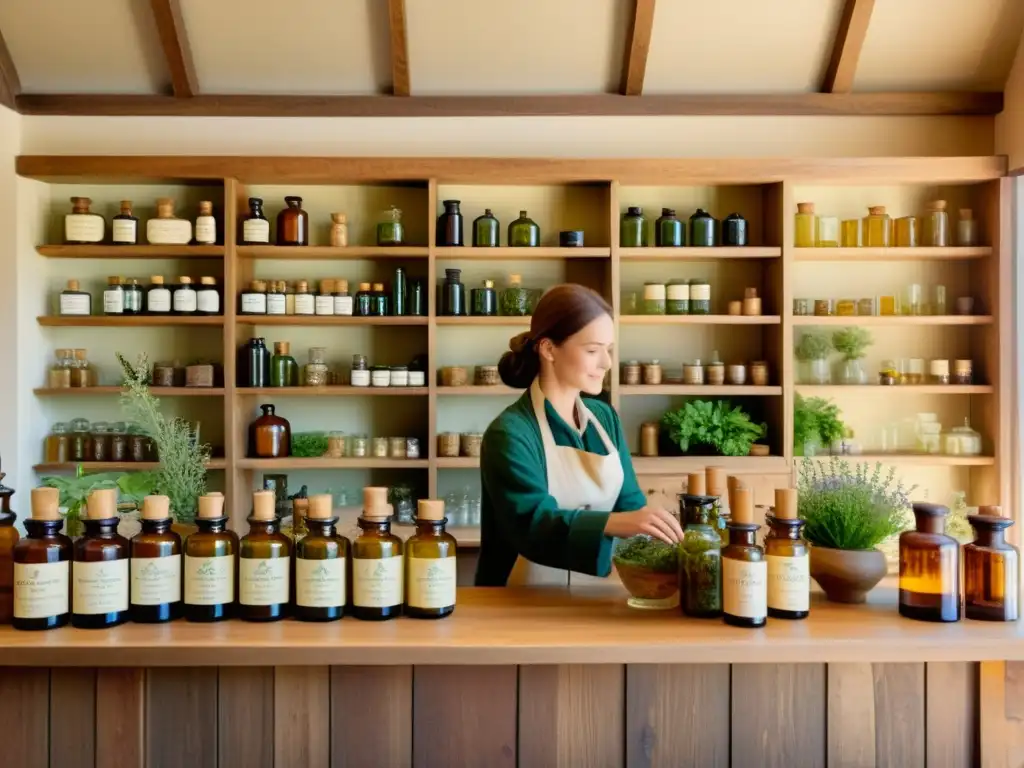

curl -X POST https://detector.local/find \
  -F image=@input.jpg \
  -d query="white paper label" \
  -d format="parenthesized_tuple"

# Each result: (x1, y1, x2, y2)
(147, 218, 192, 245)
(197, 289, 220, 314)
(314, 295, 335, 315)
(173, 288, 197, 313)
(643, 283, 666, 300)
(147, 288, 171, 312)
(266, 294, 286, 314)
(334, 295, 353, 316)
(690, 284, 711, 301)
(295, 557, 346, 608)
(243, 219, 270, 243)
(60, 294, 91, 316)
(723, 558, 766, 620)
(65, 215, 104, 243)
(406, 556, 456, 609)
(131, 555, 181, 606)
(667, 283, 690, 300)
(766, 555, 810, 612)
(73, 559, 129, 615)
(350, 369, 370, 387)
(184, 555, 234, 605)
(111, 219, 137, 244)
(239, 557, 289, 606)
(352, 556, 403, 608)
(241, 293, 267, 314)
(14, 561, 69, 619)
(294, 294, 315, 315)
(194, 216, 216, 244)
(103, 288, 124, 314)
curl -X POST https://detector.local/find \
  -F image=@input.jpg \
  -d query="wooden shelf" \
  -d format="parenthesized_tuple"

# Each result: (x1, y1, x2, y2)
(437, 385, 520, 396)
(620, 385, 782, 396)
(236, 458, 429, 470)
(436, 457, 481, 469)
(34, 386, 225, 396)
(792, 315, 992, 326)
(796, 385, 993, 395)
(621, 314, 781, 325)
(238, 386, 428, 397)
(434, 246, 609, 259)
(435, 316, 531, 326)
(805, 454, 995, 467)
(34, 459, 228, 472)
(631, 456, 789, 474)
(620, 246, 780, 260)
(38, 315, 223, 327)
(237, 315, 427, 326)
(794, 247, 991, 261)
(237, 245, 428, 259)
(37, 244, 225, 258)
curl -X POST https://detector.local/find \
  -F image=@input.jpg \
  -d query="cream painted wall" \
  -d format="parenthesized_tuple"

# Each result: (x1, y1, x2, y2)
(0, 106, 19, 492)
(996, 32, 1024, 170)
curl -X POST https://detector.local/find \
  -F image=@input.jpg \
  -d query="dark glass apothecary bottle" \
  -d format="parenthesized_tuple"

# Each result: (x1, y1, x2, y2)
(238, 490, 291, 622)
(722, 486, 766, 628)
(351, 487, 403, 621)
(409, 280, 426, 316)
(678, 494, 721, 619)
(473, 209, 499, 247)
(689, 209, 717, 247)
(183, 493, 237, 623)
(392, 267, 407, 316)
(72, 489, 130, 629)
(355, 282, 373, 316)
(899, 502, 960, 623)
(238, 337, 271, 387)
(441, 268, 467, 316)
(0, 471, 17, 624)
(276, 196, 308, 246)
(294, 494, 349, 622)
(656, 208, 684, 247)
(130, 494, 182, 624)
(270, 341, 299, 387)
(471, 280, 497, 316)
(371, 282, 388, 317)
(249, 404, 291, 458)
(964, 506, 1019, 622)
(765, 488, 809, 620)
(621, 207, 646, 247)
(241, 197, 271, 245)
(722, 213, 748, 246)
(405, 499, 456, 619)
(13, 487, 72, 631)
(508, 210, 539, 247)
(112, 200, 139, 245)
(437, 200, 464, 246)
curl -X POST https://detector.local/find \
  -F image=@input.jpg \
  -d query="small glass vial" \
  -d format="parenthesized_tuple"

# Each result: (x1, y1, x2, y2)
(294, 280, 315, 315)
(72, 489, 130, 629)
(183, 493, 238, 623)
(147, 198, 192, 245)
(956, 208, 977, 246)
(130, 494, 183, 624)
(194, 201, 217, 245)
(863, 206, 892, 247)
(899, 502, 960, 622)
(13, 487, 73, 631)
(377, 206, 404, 246)
(765, 488, 809, 620)
(266, 280, 285, 315)
(722, 486, 766, 628)
(172, 276, 198, 315)
(405, 499, 457, 619)
(241, 197, 271, 244)
(333, 279, 353, 316)
(964, 506, 1018, 622)
(277, 196, 308, 246)
(59, 280, 92, 316)
(146, 275, 172, 315)
(315, 279, 335, 316)
(294, 494, 349, 622)
(240, 279, 268, 315)
(112, 200, 138, 245)
(330, 213, 348, 247)
(103, 276, 125, 315)
(351, 487, 404, 621)
(123, 278, 144, 315)
(794, 203, 816, 247)
(196, 276, 220, 315)
(65, 197, 105, 244)
(923, 200, 950, 247)
(238, 490, 292, 622)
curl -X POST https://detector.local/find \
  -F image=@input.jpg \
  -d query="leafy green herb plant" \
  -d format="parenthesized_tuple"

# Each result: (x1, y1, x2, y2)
(795, 331, 833, 362)
(661, 400, 766, 457)
(612, 535, 678, 573)
(40, 466, 159, 536)
(832, 327, 873, 361)
(291, 432, 329, 458)
(793, 394, 847, 455)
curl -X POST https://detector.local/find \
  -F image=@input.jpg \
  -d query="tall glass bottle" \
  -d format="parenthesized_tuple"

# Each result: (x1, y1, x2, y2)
(238, 337, 271, 387)
(964, 505, 1018, 622)
(437, 200, 464, 246)
(276, 196, 308, 246)
(238, 490, 291, 622)
(0, 470, 17, 624)
(794, 203, 817, 247)
(195, 201, 217, 245)
(765, 488, 809, 620)
(393, 267, 408, 316)
(441, 269, 467, 316)
(405, 499, 457, 619)
(508, 210, 540, 247)
(620, 207, 646, 247)
(241, 197, 271, 245)
(13, 487, 72, 631)
(183, 493, 237, 623)
(704, 466, 729, 544)
(473, 209, 499, 246)
(899, 502, 960, 622)
(112, 200, 139, 245)
(294, 494, 349, 622)
(864, 206, 892, 247)
(270, 341, 299, 387)
(923, 200, 949, 247)
(678, 493, 722, 618)
(130, 494, 182, 623)
(655, 208, 683, 247)
(689, 209, 717, 247)
(722, 484, 766, 628)
(72, 488, 129, 629)
(351, 487, 403, 621)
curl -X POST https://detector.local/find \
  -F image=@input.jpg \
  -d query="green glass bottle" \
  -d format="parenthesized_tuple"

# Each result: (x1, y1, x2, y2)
(620, 207, 646, 247)
(392, 267, 407, 316)
(656, 208, 684, 246)
(351, 487, 403, 621)
(238, 490, 291, 622)
(183, 493, 237, 623)
(679, 494, 722, 618)
(689, 208, 717, 247)
(508, 210, 540, 247)
(405, 500, 457, 619)
(270, 341, 299, 387)
(294, 494, 349, 622)
(473, 209, 499, 247)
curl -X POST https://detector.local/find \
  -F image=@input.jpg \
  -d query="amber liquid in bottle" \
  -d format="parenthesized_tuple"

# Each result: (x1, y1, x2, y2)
(0, 477, 18, 624)
(765, 488, 809, 620)
(351, 487, 403, 621)
(964, 506, 1019, 622)
(294, 494, 349, 622)
(238, 490, 291, 622)
(130, 495, 182, 623)
(722, 485, 767, 628)
(72, 488, 130, 629)
(899, 502, 961, 622)
(405, 499, 457, 619)
(13, 488, 72, 631)
(183, 493, 238, 623)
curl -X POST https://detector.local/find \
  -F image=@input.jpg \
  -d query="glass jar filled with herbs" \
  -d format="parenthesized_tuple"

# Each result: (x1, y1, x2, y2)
(688, 277, 711, 314)
(501, 274, 532, 316)
(377, 206, 404, 246)
(679, 494, 723, 618)
(471, 279, 497, 316)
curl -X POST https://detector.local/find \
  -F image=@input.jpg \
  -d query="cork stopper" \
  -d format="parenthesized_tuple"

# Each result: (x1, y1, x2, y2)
(31, 487, 61, 521)
(274, 341, 290, 355)
(727, 475, 746, 512)
(731, 487, 754, 525)
(156, 198, 175, 217)
(959, 208, 973, 219)
(74, 348, 87, 361)
(417, 499, 445, 522)
(372, 282, 384, 292)
(774, 488, 798, 520)
(336, 279, 349, 292)
(150, 276, 165, 285)
(252, 490, 276, 521)
(178, 276, 192, 285)
(66, 279, 80, 291)
(251, 279, 266, 292)
(197, 492, 225, 519)
(927, 199, 947, 211)
(107, 276, 122, 286)
(307, 494, 333, 520)
(85, 488, 118, 520)
(362, 487, 390, 521)
(320, 279, 335, 294)
(978, 505, 1002, 517)
(198, 201, 213, 215)
(868, 206, 886, 215)
(358, 282, 371, 291)
(296, 280, 309, 292)
(484, 279, 494, 289)
(331, 213, 346, 224)
(200, 276, 216, 286)
(71, 196, 92, 212)
(686, 471, 706, 495)
(744, 287, 758, 299)
(705, 466, 727, 497)
(141, 494, 171, 521)
(509, 274, 522, 285)
(796, 203, 814, 214)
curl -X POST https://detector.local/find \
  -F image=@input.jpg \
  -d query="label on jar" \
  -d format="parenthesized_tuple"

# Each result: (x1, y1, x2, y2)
(350, 369, 371, 387)
(643, 283, 666, 300)
(408, 371, 425, 387)
(242, 218, 270, 243)
(239, 556, 289, 606)
(65, 214, 104, 243)
(184, 555, 233, 605)
(194, 216, 216, 244)
(406, 556, 456, 609)
(111, 219, 137, 244)
(264, 294, 284, 314)
(241, 293, 267, 314)
(352, 556, 403, 608)
(334, 295, 353, 316)
(197, 288, 220, 314)
(667, 283, 691, 300)
(73, 559, 129, 615)
(147, 218, 192, 245)
(59, 294, 91, 315)
(690, 283, 711, 301)
(130, 555, 182, 606)
(173, 288, 197, 313)
(371, 371, 391, 387)
(295, 557, 346, 608)
(14, 561, 69, 619)
(314, 295, 335, 315)
(390, 371, 409, 387)
(147, 287, 171, 313)
(294, 294, 315, 315)
(723, 558, 766, 619)
(766, 554, 809, 612)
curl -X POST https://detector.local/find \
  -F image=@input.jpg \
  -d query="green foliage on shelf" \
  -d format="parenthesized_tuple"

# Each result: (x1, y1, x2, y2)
(832, 327, 873, 361)
(793, 394, 847, 456)
(39, 465, 159, 537)
(661, 400, 765, 457)
(795, 330, 833, 362)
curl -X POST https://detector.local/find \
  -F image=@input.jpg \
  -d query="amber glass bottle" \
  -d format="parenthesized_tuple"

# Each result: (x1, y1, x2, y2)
(130, 494, 182, 623)
(13, 488, 72, 631)
(277, 196, 309, 246)
(183, 493, 237, 622)
(899, 502, 961, 622)
(351, 487, 403, 621)
(0, 472, 18, 624)
(765, 488, 809, 620)
(238, 490, 291, 622)
(722, 484, 766, 628)
(964, 505, 1019, 622)
(294, 494, 349, 622)
(405, 499, 457, 619)
(678, 493, 722, 619)
(72, 488, 130, 629)
(249, 404, 291, 458)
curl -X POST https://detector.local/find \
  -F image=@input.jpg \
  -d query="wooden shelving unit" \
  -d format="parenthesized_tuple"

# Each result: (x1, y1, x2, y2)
(38, 315, 223, 327)
(620, 246, 781, 260)
(794, 247, 991, 262)
(33, 386, 227, 397)
(792, 315, 993, 326)
(237, 386, 429, 397)
(38, 245, 225, 259)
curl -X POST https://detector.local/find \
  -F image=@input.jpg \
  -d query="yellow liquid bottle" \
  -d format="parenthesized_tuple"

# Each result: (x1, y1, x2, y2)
(840, 219, 861, 247)
(794, 203, 817, 247)
(863, 206, 892, 247)
(923, 200, 949, 246)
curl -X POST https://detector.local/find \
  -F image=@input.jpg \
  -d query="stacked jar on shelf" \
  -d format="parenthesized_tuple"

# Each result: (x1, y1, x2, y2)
(238, 271, 426, 318)
(794, 200, 978, 248)
(619, 207, 749, 247)
(58, 275, 222, 317)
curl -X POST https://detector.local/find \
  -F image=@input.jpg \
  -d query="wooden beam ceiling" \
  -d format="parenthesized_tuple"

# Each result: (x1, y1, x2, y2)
(621, 0, 656, 96)
(149, 0, 197, 98)
(822, 0, 875, 93)
(388, 0, 410, 97)
(0, 25, 21, 111)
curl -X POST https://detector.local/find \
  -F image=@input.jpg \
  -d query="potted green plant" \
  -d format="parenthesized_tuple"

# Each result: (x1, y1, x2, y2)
(793, 394, 847, 456)
(832, 327, 873, 385)
(798, 457, 912, 603)
(661, 400, 766, 457)
(612, 535, 679, 609)
(795, 330, 833, 384)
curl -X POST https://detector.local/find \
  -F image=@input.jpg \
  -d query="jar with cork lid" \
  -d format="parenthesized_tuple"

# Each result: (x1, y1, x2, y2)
(704, 467, 730, 544)
(113, 200, 139, 245)
(333, 279, 353, 316)
(765, 488, 809, 620)
(146, 275, 172, 315)
(103, 277, 125, 315)
(294, 280, 315, 315)
(964, 506, 1018, 622)
(679, 488, 722, 619)
(794, 203, 817, 247)
(238, 490, 292, 622)
(64, 196, 105, 244)
(13, 486, 73, 631)
(147, 198, 192, 245)
(923, 200, 950, 247)
(130, 494, 183, 624)
(294, 494, 350, 622)
(863, 206, 892, 247)
(351, 486, 404, 621)
(72, 488, 130, 629)
(194, 201, 216, 244)
(270, 342, 299, 387)
(239, 280, 268, 316)
(276, 196, 308, 246)
(183, 493, 237, 623)
(196, 276, 220, 315)
(172, 276, 197, 315)
(405, 499, 457, 619)
(722, 482, 766, 628)
(59, 280, 92, 316)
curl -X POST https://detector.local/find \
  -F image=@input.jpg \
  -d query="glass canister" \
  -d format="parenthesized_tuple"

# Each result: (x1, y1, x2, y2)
(109, 422, 128, 462)
(90, 422, 111, 463)
(69, 417, 92, 462)
(953, 360, 973, 385)
(350, 434, 368, 458)
(721, 213, 748, 246)
(437, 200, 464, 247)
(371, 437, 388, 458)
(655, 208, 684, 247)
(864, 206, 892, 247)
(377, 206, 404, 246)
(679, 494, 723, 618)
(388, 437, 407, 459)
(688, 277, 711, 315)
(471, 280, 497, 316)
(895, 216, 919, 247)
(840, 219, 861, 247)
(964, 507, 1019, 621)
(666, 280, 690, 314)
(956, 208, 977, 247)
(621, 207, 646, 247)
(473, 209, 499, 247)
(642, 282, 666, 315)
(508, 210, 539, 247)
(795, 203, 817, 247)
(501, 274, 532, 316)
(276, 196, 308, 246)
(923, 200, 949, 247)
(816, 216, 839, 247)
(45, 422, 71, 463)
(350, 354, 370, 387)
(899, 502, 960, 622)
(440, 269, 467, 316)
(689, 209, 716, 247)
(944, 418, 982, 456)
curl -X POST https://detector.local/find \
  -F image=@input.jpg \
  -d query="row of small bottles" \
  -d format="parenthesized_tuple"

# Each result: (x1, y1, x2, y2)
(2, 486, 455, 630)
(58, 276, 221, 316)
(64, 197, 217, 246)
(240, 272, 425, 317)
(795, 202, 978, 248)
(241, 197, 406, 247)
(436, 202, 551, 247)
(621, 207, 749, 247)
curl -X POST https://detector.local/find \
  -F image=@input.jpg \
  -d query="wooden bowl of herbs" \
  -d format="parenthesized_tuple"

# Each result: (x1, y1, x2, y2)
(612, 535, 680, 610)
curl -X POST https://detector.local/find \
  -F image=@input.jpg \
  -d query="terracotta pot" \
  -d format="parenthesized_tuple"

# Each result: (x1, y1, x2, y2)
(613, 560, 679, 601)
(809, 545, 887, 603)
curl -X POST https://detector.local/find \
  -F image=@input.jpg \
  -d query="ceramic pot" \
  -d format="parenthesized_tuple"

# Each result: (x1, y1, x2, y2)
(809, 545, 887, 603)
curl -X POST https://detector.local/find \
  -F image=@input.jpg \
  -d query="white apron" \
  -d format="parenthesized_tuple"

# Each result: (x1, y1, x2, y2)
(507, 380, 625, 587)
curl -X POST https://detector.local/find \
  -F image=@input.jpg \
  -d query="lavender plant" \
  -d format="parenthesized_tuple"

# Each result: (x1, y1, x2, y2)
(797, 457, 913, 550)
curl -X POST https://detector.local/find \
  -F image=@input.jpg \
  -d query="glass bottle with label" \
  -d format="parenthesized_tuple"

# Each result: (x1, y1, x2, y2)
(194, 201, 217, 245)
(656, 208, 683, 247)
(72, 488, 129, 629)
(239, 490, 291, 622)
(112, 200, 138, 245)
(183, 493, 236, 622)
(405, 499, 457, 619)
(59, 280, 92, 316)
(679, 493, 722, 619)
(294, 280, 315, 315)
(65, 197, 105, 244)
(437, 200, 464, 247)
(271, 341, 299, 387)
(899, 502, 961, 622)
(265, 281, 285, 315)
(130, 494, 182, 623)
(508, 210, 540, 247)
(620, 207, 646, 247)
(172, 276, 198, 315)
(722, 484, 766, 628)
(146, 275, 172, 315)
(333, 279, 353, 316)
(0, 471, 17, 624)
(964, 505, 1019, 622)
(315, 279, 335, 316)
(242, 198, 271, 245)
(147, 198, 193, 245)
(294, 493, 349, 622)
(351, 486, 403, 621)
(123, 278, 144, 315)
(102, 276, 124, 315)
(473, 209, 499, 247)
(13, 487, 72, 631)
(371, 282, 388, 316)
(240, 280, 268, 315)
(196, 276, 220, 315)
(277, 196, 308, 246)
(355, 282, 373, 316)
(765, 488, 809, 620)
(689, 209, 717, 247)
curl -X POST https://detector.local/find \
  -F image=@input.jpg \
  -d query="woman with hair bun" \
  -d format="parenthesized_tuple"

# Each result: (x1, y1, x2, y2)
(476, 283, 683, 587)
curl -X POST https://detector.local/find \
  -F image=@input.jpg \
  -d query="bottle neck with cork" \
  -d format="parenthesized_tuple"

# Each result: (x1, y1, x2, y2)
(766, 488, 803, 541)
(680, 471, 715, 527)
(413, 498, 448, 536)
(302, 494, 337, 538)
(247, 489, 281, 535)
(358, 486, 394, 537)
(138, 494, 173, 536)
(194, 492, 228, 533)
(81, 488, 120, 537)
(725, 482, 760, 549)
(24, 487, 66, 538)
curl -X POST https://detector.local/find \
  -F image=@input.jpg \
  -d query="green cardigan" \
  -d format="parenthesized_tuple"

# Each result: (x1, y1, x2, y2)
(474, 391, 646, 586)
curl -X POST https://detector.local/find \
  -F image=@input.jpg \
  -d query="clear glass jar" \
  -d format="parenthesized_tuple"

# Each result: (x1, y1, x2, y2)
(923, 200, 949, 247)
(388, 437, 407, 459)
(406, 437, 421, 459)
(45, 422, 71, 463)
(957, 209, 977, 247)
(69, 417, 92, 462)
(944, 418, 982, 456)
(793, 298, 812, 316)
(903, 283, 923, 316)
(371, 437, 388, 458)
(816, 216, 839, 247)
(350, 434, 368, 458)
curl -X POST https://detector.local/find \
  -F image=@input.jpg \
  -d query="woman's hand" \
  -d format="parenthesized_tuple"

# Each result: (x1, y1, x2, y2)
(604, 506, 684, 545)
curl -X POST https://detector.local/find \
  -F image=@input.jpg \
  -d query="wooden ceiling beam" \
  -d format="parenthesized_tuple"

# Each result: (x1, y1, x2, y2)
(149, 0, 197, 98)
(822, 0, 875, 93)
(388, 0, 410, 97)
(621, 0, 656, 96)
(0, 25, 21, 111)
